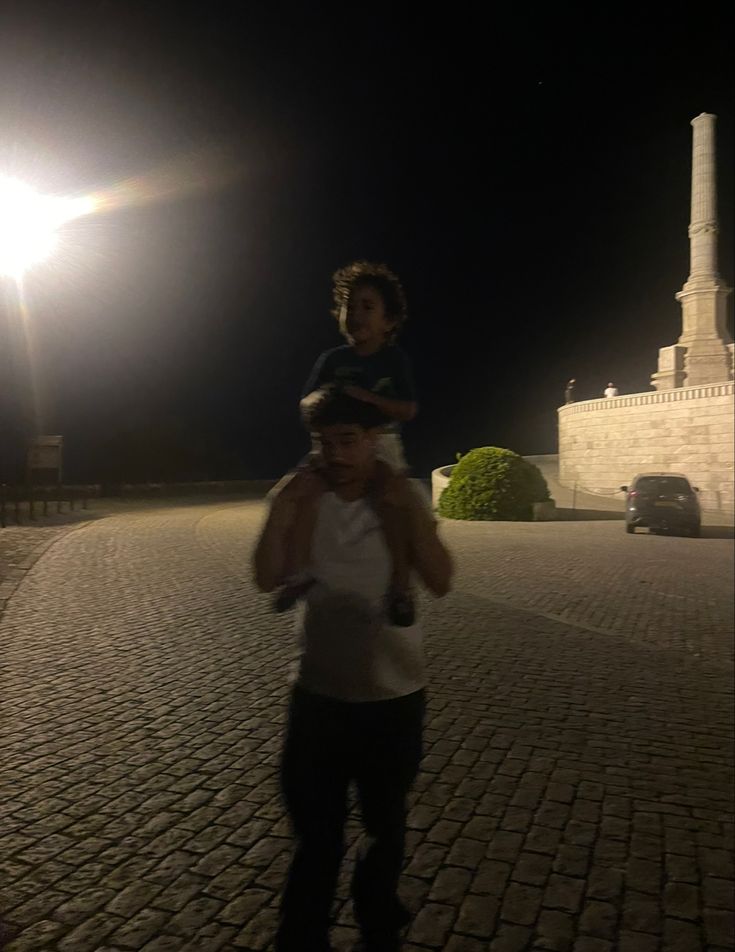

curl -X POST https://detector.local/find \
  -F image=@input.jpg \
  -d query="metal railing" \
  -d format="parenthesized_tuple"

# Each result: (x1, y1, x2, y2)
(0, 484, 100, 528)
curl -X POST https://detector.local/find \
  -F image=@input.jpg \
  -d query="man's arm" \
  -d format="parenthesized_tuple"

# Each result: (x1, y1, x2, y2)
(253, 500, 294, 592)
(252, 471, 325, 591)
(394, 487, 452, 597)
(407, 498, 452, 597)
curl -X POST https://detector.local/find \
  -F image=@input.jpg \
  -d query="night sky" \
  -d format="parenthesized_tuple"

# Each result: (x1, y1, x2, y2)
(1, 2, 733, 483)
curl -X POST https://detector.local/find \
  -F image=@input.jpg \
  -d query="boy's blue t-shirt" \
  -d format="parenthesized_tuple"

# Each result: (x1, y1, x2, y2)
(302, 345, 417, 414)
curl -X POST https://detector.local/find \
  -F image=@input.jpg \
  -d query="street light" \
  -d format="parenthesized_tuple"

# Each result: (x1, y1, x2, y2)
(0, 175, 94, 280)
(1, 175, 95, 482)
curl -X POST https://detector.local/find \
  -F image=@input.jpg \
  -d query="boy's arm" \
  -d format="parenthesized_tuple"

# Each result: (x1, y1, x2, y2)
(343, 387, 418, 422)
(344, 349, 418, 422)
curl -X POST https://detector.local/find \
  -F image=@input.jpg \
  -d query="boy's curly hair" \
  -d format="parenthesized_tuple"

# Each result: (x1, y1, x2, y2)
(331, 261, 408, 340)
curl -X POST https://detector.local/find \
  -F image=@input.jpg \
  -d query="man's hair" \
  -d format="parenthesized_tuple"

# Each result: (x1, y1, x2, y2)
(302, 385, 389, 432)
(331, 261, 408, 339)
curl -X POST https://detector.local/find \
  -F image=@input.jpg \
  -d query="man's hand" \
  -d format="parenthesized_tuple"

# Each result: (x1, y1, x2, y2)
(343, 384, 376, 404)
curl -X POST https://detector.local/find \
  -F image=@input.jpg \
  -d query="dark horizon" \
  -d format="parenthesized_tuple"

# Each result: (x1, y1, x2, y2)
(1, 3, 733, 484)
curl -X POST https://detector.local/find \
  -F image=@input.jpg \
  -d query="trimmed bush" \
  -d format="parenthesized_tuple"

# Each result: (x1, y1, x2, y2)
(437, 447, 549, 521)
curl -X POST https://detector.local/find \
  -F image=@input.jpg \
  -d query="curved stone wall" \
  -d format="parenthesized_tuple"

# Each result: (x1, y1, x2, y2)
(558, 383, 734, 513)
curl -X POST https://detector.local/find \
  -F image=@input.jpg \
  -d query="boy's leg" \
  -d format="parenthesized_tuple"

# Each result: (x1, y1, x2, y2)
(277, 687, 351, 952)
(373, 494, 411, 593)
(370, 463, 414, 626)
(351, 690, 425, 948)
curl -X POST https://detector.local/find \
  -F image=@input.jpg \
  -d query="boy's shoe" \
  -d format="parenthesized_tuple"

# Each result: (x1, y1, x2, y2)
(273, 577, 315, 613)
(387, 590, 415, 627)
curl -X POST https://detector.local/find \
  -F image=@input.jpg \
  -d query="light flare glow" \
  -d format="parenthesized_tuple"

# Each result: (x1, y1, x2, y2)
(0, 176, 96, 279)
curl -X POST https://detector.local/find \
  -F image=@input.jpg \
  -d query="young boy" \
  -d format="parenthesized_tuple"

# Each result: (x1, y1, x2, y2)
(253, 386, 452, 952)
(275, 261, 419, 626)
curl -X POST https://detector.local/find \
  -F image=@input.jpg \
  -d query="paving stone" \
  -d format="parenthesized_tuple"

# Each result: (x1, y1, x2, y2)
(702, 875, 735, 910)
(579, 901, 618, 940)
(105, 881, 165, 918)
(622, 891, 662, 934)
(471, 859, 512, 896)
(665, 852, 700, 883)
(4, 889, 68, 926)
(572, 938, 613, 952)
(525, 826, 563, 856)
(408, 903, 456, 947)
(2, 919, 66, 952)
(618, 931, 660, 952)
(626, 856, 662, 894)
(512, 851, 552, 886)
(543, 874, 585, 914)
(232, 906, 279, 949)
(180, 922, 239, 951)
(501, 882, 544, 926)
(703, 908, 735, 949)
(110, 908, 171, 949)
(140, 935, 193, 952)
(408, 804, 440, 830)
(663, 881, 699, 920)
(405, 843, 448, 879)
(462, 816, 499, 841)
(57, 912, 125, 952)
(429, 867, 473, 903)
(662, 917, 704, 952)
(445, 935, 488, 952)
(488, 922, 533, 951)
(534, 908, 575, 951)
(487, 831, 525, 862)
(427, 819, 463, 844)
(455, 894, 498, 938)
(552, 845, 590, 878)
(151, 872, 207, 912)
(586, 866, 623, 902)
(448, 837, 487, 869)
(218, 888, 271, 925)
(165, 896, 224, 936)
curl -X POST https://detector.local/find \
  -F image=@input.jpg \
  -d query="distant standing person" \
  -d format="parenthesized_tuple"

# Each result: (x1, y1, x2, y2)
(564, 378, 576, 403)
(604, 382, 619, 398)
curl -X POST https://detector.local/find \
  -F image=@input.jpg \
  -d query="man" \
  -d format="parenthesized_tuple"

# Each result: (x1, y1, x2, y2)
(603, 381, 619, 398)
(253, 386, 452, 952)
(564, 378, 576, 404)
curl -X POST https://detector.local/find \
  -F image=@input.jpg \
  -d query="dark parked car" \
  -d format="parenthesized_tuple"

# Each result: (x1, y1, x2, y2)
(621, 473, 701, 536)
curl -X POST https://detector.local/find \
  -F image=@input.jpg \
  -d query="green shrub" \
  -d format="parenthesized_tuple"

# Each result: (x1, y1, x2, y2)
(438, 447, 550, 521)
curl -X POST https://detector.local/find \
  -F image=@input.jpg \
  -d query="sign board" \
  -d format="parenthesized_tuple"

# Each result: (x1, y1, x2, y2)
(27, 435, 63, 484)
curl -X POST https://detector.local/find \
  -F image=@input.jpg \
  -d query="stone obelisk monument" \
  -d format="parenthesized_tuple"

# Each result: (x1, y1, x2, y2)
(652, 113, 734, 390)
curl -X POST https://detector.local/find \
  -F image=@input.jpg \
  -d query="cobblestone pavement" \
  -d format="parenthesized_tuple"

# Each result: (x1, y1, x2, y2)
(1, 501, 733, 952)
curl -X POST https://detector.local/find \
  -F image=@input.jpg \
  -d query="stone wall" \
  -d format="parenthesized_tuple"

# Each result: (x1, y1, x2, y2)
(558, 383, 734, 513)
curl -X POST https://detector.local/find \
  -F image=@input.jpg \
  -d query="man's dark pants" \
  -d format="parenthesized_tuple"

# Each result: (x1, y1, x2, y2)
(275, 684, 425, 951)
